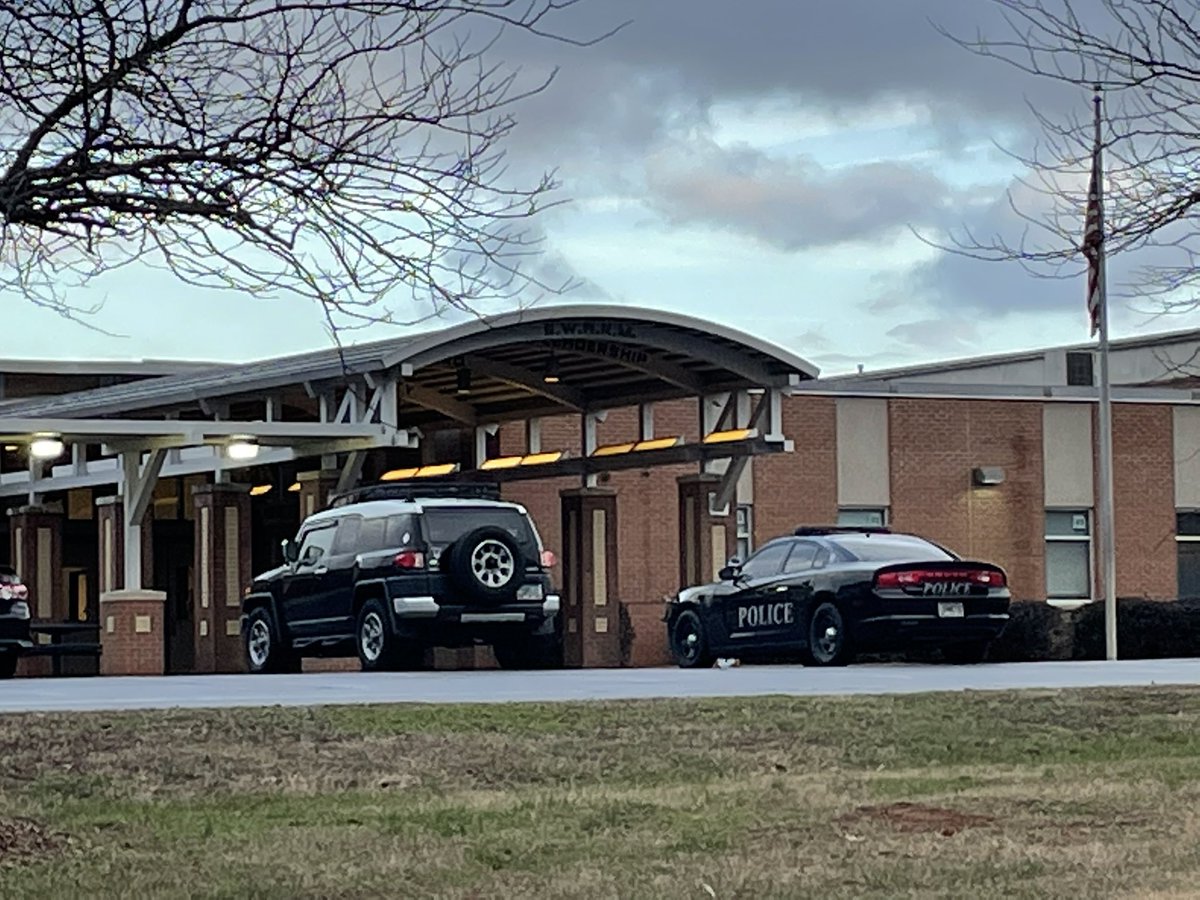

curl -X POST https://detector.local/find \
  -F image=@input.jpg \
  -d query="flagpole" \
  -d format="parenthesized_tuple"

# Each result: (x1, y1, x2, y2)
(1091, 85, 1118, 661)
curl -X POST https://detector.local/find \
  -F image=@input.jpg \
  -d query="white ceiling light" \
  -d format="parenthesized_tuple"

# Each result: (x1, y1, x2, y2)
(29, 435, 64, 460)
(225, 437, 260, 461)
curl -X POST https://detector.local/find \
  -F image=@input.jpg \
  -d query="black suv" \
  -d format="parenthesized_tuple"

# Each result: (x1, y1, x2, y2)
(0, 565, 32, 679)
(240, 483, 561, 673)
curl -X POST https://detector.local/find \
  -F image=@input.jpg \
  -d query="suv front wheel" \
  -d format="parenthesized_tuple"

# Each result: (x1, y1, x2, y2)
(356, 598, 425, 672)
(244, 607, 300, 674)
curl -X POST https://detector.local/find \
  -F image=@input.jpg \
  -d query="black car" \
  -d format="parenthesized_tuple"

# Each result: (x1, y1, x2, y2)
(0, 565, 32, 679)
(664, 527, 1010, 667)
(241, 483, 561, 673)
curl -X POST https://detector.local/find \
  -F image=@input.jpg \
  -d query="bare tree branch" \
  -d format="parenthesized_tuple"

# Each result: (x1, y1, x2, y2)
(0, 1, 618, 329)
(926, 0, 1200, 316)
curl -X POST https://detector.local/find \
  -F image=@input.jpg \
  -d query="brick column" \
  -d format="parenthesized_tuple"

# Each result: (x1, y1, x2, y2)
(297, 469, 340, 519)
(9, 506, 65, 623)
(95, 496, 154, 594)
(678, 474, 735, 590)
(193, 484, 252, 673)
(560, 488, 621, 667)
(100, 591, 167, 675)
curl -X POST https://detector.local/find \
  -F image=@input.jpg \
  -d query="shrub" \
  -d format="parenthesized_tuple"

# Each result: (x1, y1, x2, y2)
(1071, 598, 1200, 660)
(986, 601, 1075, 662)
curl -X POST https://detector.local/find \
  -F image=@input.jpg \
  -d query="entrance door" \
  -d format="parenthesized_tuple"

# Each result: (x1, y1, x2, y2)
(155, 520, 196, 674)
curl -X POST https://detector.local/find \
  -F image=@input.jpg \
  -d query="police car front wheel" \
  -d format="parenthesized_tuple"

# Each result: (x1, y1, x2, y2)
(670, 609, 714, 669)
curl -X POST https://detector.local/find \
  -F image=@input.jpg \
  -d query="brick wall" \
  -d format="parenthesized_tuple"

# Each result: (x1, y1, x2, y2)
(752, 396, 838, 542)
(889, 399, 1045, 601)
(99, 592, 166, 676)
(1111, 404, 1176, 598)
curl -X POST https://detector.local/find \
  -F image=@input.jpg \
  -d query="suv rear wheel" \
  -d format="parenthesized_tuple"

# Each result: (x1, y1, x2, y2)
(356, 598, 425, 672)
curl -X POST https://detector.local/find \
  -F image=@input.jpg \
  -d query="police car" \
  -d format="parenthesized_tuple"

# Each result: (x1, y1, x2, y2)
(663, 527, 1011, 667)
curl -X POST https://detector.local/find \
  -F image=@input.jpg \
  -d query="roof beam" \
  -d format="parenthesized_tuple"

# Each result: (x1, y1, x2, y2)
(401, 384, 477, 426)
(461, 354, 586, 411)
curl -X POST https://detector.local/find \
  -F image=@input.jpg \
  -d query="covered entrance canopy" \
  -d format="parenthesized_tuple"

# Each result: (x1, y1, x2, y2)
(0, 305, 817, 494)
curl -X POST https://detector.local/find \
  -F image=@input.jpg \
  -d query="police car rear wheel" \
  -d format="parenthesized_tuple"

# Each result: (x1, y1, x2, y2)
(804, 601, 851, 667)
(671, 610, 714, 669)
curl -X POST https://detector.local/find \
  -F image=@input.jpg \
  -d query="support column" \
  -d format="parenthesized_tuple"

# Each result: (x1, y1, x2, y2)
(8, 506, 63, 676)
(297, 469, 340, 519)
(678, 474, 735, 590)
(95, 496, 153, 595)
(99, 591, 167, 676)
(8, 506, 64, 624)
(560, 488, 621, 667)
(192, 484, 252, 673)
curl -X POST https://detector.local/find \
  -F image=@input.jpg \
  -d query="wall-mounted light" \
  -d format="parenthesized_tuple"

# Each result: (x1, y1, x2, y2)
(972, 466, 1005, 487)
(226, 437, 260, 461)
(3, 444, 18, 452)
(543, 352, 561, 384)
(29, 434, 64, 460)
(456, 364, 471, 395)
(249, 484, 273, 497)
(287, 482, 302, 493)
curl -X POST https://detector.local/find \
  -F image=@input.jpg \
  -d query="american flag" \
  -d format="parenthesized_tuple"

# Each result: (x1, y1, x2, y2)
(1082, 94, 1104, 338)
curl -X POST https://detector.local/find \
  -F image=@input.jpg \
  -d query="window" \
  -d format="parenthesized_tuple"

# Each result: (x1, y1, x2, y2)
(838, 508, 887, 528)
(739, 541, 792, 579)
(783, 541, 819, 573)
(735, 504, 753, 561)
(1066, 351, 1095, 387)
(1177, 512, 1200, 599)
(385, 514, 418, 548)
(422, 507, 538, 557)
(357, 517, 388, 553)
(297, 524, 337, 567)
(330, 516, 362, 555)
(1045, 510, 1092, 600)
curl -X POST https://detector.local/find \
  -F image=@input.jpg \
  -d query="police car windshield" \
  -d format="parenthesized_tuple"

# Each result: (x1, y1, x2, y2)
(831, 535, 956, 562)
(423, 508, 538, 555)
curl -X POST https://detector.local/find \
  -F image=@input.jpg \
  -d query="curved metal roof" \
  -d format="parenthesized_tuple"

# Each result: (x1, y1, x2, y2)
(0, 305, 817, 426)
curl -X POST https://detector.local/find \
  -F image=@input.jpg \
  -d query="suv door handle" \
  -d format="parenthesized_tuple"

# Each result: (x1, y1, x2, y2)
(313, 567, 328, 575)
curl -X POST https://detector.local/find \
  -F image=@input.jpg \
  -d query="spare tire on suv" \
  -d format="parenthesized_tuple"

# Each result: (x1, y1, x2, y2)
(443, 525, 525, 604)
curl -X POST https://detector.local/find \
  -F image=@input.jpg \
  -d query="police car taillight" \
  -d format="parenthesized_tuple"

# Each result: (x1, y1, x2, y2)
(875, 568, 1006, 589)
(540, 549, 557, 568)
(393, 550, 426, 570)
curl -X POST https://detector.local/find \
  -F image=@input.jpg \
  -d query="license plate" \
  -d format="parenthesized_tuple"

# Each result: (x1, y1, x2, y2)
(937, 602, 964, 618)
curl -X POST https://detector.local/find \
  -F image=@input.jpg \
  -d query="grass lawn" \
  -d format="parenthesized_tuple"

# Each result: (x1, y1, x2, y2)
(1, 687, 1199, 898)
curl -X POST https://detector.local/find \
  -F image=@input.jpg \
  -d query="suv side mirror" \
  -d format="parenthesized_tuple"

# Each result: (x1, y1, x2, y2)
(282, 539, 299, 565)
(718, 563, 741, 581)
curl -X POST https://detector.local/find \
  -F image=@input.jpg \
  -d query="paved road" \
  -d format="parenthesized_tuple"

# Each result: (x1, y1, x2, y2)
(1, 658, 1199, 713)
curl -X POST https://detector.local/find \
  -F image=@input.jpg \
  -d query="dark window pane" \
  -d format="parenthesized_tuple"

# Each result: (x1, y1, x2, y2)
(331, 517, 362, 555)
(1066, 351, 1095, 386)
(740, 541, 792, 578)
(830, 534, 955, 562)
(783, 542, 818, 573)
(358, 517, 388, 553)
(1179, 543, 1200, 599)
(385, 515, 417, 548)
(837, 508, 885, 527)
(1178, 512, 1200, 537)
(422, 508, 537, 557)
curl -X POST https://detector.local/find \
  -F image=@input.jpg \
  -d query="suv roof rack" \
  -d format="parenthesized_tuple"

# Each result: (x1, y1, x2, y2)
(793, 525, 892, 536)
(328, 481, 502, 508)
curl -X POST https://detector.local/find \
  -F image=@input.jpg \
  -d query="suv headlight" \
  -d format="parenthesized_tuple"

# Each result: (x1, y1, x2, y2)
(516, 584, 544, 601)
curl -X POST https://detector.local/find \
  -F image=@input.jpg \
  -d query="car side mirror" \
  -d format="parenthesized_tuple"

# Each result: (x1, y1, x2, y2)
(282, 539, 299, 564)
(718, 564, 740, 581)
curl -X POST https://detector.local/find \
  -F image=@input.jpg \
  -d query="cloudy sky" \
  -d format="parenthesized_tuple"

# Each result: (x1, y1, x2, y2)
(5, 0, 1191, 376)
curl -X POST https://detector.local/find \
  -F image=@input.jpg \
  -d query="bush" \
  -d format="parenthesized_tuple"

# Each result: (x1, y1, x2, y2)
(1071, 598, 1200, 660)
(987, 601, 1075, 662)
